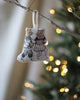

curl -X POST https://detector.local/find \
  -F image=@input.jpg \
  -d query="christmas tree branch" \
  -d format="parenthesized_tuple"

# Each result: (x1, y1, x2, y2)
(72, 12, 80, 20)
(4, 0, 80, 39)
(71, 7, 80, 20)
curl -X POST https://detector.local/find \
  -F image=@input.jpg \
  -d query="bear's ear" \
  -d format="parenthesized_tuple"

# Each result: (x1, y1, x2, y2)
(37, 30, 40, 32)
(39, 30, 44, 34)
(29, 29, 32, 32)
(41, 30, 44, 33)
(25, 28, 28, 32)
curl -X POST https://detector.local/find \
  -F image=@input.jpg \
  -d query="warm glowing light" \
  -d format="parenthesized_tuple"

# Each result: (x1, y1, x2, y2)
(56, 28, 62, 34)
(43, 60, 49, 64)
(78, 28, 80, 33)
(61, 60, 67, 65)
(55, 59, 61, 65)
(53, 67, 59, 72)
(61, 71, 67, 76)
(49, 9, 55, 14)
(24, 82, 30, 87)
(30, 84, 34, 88)
(49, 56, 54, 61)
(77, 56, 80, 62)
(45, 41, 48, 46)
(46, 66, 52, 71)
(64, 88, 69, 92)
(63, 68, 68, 73)
(21, 96, 26, 100)
(73, 94, 78, 99)
(79, 5, 80, 9)
(67, 7, 72, 12)
(60, 88, 65, 92)
(60, 87, 69, 93)
(61, 65, 67, 69)
(78, 42, 80, 48)
(24, 82, 34, 88)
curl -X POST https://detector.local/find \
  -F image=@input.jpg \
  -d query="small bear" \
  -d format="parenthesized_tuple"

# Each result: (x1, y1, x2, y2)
(21, 28, 34, 60)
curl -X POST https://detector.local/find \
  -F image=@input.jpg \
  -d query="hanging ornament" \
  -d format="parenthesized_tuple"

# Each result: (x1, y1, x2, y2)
(17, 10, 49, 63)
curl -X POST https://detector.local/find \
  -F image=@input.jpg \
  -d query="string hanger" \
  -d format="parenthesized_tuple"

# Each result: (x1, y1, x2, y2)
(32, 10, 39, 28)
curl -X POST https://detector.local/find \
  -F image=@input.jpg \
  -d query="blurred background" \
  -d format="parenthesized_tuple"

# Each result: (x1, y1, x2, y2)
(0, 0, 59, 100)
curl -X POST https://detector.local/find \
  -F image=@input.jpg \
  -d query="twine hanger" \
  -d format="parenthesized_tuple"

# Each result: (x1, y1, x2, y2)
(32, 10, 38, 28)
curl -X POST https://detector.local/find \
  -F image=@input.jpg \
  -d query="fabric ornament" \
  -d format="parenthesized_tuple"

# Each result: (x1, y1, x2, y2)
(17, 10, 49, 63)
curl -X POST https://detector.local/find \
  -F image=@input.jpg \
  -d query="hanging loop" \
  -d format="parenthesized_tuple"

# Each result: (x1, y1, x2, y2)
(32, 10, 38, 28)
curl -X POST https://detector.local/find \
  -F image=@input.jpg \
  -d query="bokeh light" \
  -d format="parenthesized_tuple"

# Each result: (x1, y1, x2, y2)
(53, 67, 59, 72)
(60, 88, 65, 92)
(46, 66, 52, 71)
(67, 7, 72, 12)
(49, 9, 55, 14)
(55, 59, 61, 65)
(21, 96, 26, 100)
(65, 87, 69, 92)
(45, 41, 48, 46)
(49, 56, 54, 61)
(78, 42, 80, 48)
(43, 60, 49, 64)
(77, 56, 80, 62)
(56, 28, 62, 34)
(73, 94, 78, 99)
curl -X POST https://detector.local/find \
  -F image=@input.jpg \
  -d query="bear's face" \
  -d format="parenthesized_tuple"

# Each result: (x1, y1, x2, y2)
(37, 30, 44, 39)
(26, 29, 32, 36)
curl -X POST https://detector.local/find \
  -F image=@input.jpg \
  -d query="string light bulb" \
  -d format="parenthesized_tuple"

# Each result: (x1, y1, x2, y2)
(24, 82, 30, 87)
(24, 82, 34, 88)
(46, 65, 52, 71)
(30, 84, 34, 88)
(64, 87, 69, 92)
(61, 71, 67, 76)
(21, 96, 26, 100)
(67, 7, 72, 13)
(45, 41, 48, 46)
(59, 88, 65, 92)
(43, 60, 49, 64)
(60, 87, 69, 93)
(78, 42, 80, 48)
(63, 68, 68, 73)
(73, 94, 78, 99)
(61, 65, 67, 70)
(55, 59, 61, 65)
(53, 67, 59, 72)
(49, 56, 54, 61)
(56, 28, 62, 34)
(78, 5, 80, 10)
(61, 60, 67, 65)
(77, 56, 80, 62)
(78, 28, 80, 33)
(49, 9, 55, 14)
